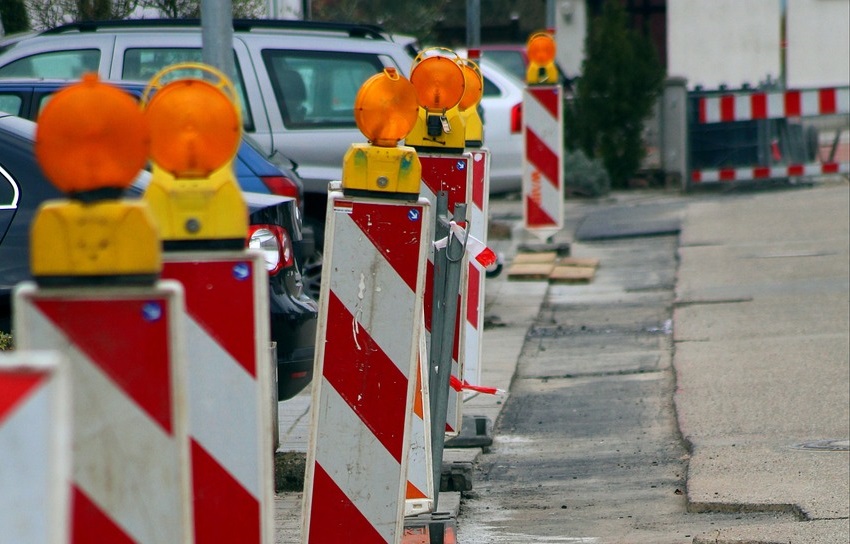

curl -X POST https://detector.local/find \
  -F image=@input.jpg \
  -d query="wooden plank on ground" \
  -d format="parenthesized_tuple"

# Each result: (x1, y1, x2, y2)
(549, 265, 596, 284)
(507, 262, 555, 280)
(512, 252, 559, 264)
(558, 257, 600, 269)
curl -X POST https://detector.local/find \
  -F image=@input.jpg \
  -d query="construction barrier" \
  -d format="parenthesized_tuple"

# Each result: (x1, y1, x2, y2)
(523, 85, 565, 239)
(405, 319, 434, 517)
(419, 153, 472, 436)
(0, 351, 70, 544)
(302, 189, 430, 543)
(15, 283, 192, 543)
(161, 252, 274, 544)
(462, 149, 491, 396)
(689, 85, 850, 185)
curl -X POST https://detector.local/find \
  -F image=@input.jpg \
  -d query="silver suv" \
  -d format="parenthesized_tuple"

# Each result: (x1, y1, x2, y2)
(0, 19, 418, 228)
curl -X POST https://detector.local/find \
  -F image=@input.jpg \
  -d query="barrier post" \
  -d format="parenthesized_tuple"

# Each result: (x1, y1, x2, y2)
(301, 68, 430, 543)
(0, 351, 69, 544)
(13, 75, 192, 543)
(522, 31, 565, 241)
(141, 63, 274, 543)
(408, 48, 472, 442)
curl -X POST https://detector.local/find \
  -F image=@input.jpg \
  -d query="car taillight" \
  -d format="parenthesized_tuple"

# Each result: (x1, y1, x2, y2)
(261, 175, 301, 206)
(247, 224, 294, 276)
(510, 102, 522, 133)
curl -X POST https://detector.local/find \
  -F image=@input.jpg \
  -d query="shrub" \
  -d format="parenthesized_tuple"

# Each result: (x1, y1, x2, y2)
(564, 149, 610, 198)
(564, 0, 665, 189)
(0, 331, 12, 351)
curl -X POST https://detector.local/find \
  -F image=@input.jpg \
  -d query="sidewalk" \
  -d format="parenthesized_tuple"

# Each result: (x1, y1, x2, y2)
(673, 181, 850, 543)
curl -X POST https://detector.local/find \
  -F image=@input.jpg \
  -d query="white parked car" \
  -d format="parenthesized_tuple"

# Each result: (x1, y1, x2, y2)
(474, 57, 524, 194)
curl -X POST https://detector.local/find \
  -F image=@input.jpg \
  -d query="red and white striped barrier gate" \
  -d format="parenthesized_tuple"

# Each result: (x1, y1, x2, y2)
(161, 250, 274, 543)
(14, 282, 192, 543)
(302, 188, 431, 543)
(0, 351, 70, 544)
(463, 148, 491, 395)
(419, 153, 472, 436)
(523, 85, 565, 240)
(692, 86, 850, 184)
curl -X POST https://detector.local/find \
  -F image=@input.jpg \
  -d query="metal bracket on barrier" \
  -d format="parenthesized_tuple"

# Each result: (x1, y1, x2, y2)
(428, 191, 467, 512)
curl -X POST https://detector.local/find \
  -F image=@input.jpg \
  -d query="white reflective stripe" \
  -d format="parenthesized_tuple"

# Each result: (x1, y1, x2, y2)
(735, 94, 751, 120)
(524, 90, 561, 155)
(801, 90, 819, 116)
(837, 88, 850, 114)
(314, 378, 402, 543)
(330, 211, 419, 375)
(185, 315, 260, 495)
(704, 97, 720, 123)
(767, 92, 785, 118)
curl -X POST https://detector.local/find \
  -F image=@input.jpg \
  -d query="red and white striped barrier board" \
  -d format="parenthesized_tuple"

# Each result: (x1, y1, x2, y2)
(419, 153, 471, 435)
(14, 282, 192, 544)
(523, 85, 564, 240)
(303, 191, 431, 543)
(691, 161, 850, 184)
(0, 351, 70, 544)
(161, 251, 273, 544)
(698, 87, 850, 124)
(405, 321, 433, 517)
(463, 149, 490, 398)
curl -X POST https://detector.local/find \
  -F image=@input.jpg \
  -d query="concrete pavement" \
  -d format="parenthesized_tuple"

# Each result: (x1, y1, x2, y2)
(273, 179, 849, 543)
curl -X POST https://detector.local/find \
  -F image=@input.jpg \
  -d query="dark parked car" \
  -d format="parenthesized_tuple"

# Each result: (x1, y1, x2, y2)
(0, 77, 321, 300)
(0, 112, 318, 400)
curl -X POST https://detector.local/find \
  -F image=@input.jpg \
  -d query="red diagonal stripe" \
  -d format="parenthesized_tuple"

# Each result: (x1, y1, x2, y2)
(472, 154, 485, 209)
(35, 298, 173, 434)
(162, 260, 256, 376)
(0, 371, 45, 423)
(420, 156, 468, 214)
(72, 486, 135, 544)
(785, 90, 801, 117)
(348, 201, 425, 293)
(466, 264, 481, 329)
(720, 95, 735, 122)
(324, 291, 409, 462)
(530, 87, 559, 118)
(526, 195, 556, 227)
(526, 128, 560, 189)
(309, 462, 388, 543)
(819, 88, 837, 114)
(698, 98, 708, 123)
(191, 440, 260, 544)
(752, 93, 767, 120)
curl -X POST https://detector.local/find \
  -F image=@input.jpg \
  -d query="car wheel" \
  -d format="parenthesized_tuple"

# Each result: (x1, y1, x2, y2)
(301, 248, 323, 301)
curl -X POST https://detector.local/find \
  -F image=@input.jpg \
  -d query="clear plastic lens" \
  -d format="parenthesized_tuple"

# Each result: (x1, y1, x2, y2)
(249, 228, 281, 272)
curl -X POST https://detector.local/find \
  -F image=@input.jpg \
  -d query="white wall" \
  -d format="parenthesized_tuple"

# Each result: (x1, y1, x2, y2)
(787, 0, 850, 88)
(667, 0, 781, 90)
(554, 0, 588, 78)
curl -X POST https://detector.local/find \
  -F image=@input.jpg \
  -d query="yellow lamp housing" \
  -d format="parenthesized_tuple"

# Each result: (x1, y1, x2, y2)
(457, 58, 484, 147)
(526, 31, 559, 85)
(144, 162, 248, 249)
(31, 73, 160, 283)
(141, 63, 248, 248)
(342, 67, 422, 196)
(30, 199, 161, 284)
(341, 144, 422, 198)
(406, 48, 467, 152)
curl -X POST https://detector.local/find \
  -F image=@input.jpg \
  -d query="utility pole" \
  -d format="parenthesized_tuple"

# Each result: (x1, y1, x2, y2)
(201, 0, 235, 82)
(467, 0, 481, 48)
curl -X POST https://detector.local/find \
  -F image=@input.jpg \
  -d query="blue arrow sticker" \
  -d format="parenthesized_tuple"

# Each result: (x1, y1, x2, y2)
(408, 209, 421, 222)
(233, 262, 250, 280)
(456, 161, 466, 170)
(142, 302, 162, 322)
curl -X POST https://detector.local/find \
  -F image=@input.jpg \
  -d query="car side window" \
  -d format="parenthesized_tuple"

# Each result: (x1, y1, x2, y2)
(122, 47, 255, 132)
(483, 76, 502, 98)
(262, 50, 384, 128)
(0, 49, 100, 78)
(0, 94, 23, 116)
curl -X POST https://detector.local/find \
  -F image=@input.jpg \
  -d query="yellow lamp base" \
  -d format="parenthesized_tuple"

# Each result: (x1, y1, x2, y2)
(405, 108, 466, 153)
(341, 143, 422, 197)
(526, 62, 559, 85)
(144, 163, 248, 247)
(462, 108, 484, 148)
(30, 199, 161, 282)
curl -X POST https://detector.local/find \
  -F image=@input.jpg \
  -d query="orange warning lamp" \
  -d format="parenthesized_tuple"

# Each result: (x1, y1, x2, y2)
(354, 67, 420, 147)
(141, 62, 247, 248)
(526, 31, 558, 85)
(405, 48, 467, 151)
(457, 57, 484, 147)
(30, 73, 161, 283)
(343, 68, 422, 196)
(35, 73, 149, 193)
